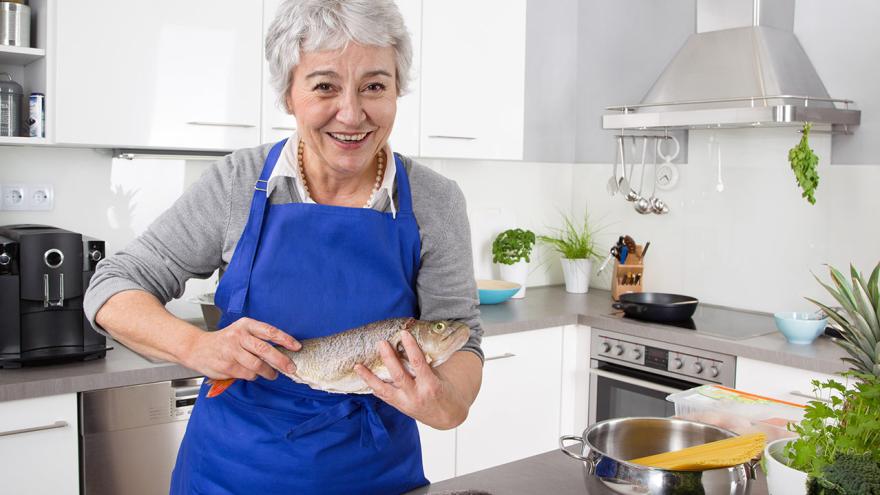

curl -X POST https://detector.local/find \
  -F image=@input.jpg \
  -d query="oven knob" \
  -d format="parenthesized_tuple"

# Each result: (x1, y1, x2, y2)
(693, 362, 704, 374)
(89, 249, 103, 262)
(631, 348, 642, 360)
(614, 344, 624, 356)
(601, 342, 611, 353)
(672, 357, 683, 369)
(709, 365, 719, 378)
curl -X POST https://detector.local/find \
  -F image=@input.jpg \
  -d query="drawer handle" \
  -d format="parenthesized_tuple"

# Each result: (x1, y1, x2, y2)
(271, 126, 297, 131)
(187, 121, 257, 128)
(789, 390, 832, 404)
(0, 420, 69, 437)
(427, 135, 477, 140)
(485, 352, 516, 362)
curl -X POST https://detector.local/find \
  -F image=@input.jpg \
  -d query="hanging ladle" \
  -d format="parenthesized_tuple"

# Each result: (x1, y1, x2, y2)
(606, 136, 623, 196)
(623, 136, 642, 202)
(634, 137, 654, 214)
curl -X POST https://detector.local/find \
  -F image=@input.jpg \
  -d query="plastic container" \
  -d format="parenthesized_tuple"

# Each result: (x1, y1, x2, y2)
(666, 385, 806, 443)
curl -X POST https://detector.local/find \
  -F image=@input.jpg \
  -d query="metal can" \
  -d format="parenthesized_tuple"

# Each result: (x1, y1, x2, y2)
(28, 92, 44, 138)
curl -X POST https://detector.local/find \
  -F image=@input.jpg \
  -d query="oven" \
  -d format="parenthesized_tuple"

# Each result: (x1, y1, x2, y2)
(589, 329, 736, 425)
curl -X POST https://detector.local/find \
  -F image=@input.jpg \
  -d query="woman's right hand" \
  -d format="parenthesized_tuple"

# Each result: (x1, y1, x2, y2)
(181, 317, 301, 381)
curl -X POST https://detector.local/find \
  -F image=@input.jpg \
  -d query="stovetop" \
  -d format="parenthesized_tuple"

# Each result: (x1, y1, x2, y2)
(609, 303, 778, 341)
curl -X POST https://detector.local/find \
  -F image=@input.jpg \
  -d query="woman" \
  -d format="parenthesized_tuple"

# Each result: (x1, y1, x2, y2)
(83, 1, 484, 493)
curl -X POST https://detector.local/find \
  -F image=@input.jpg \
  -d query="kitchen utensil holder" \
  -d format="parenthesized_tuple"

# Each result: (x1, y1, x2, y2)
(612, 245, 643, 301)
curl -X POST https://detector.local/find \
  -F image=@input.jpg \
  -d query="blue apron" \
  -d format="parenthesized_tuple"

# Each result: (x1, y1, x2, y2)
(170, 139, 428, 494)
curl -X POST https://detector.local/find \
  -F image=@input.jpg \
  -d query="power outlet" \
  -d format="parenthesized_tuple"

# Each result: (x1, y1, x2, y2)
(0, 183, 54, 211)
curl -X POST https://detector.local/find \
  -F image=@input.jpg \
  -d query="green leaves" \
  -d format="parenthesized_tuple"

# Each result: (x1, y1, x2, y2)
(537, 211, 600, 260)
(789, 122, 821, 205)
(492, 229, 536, 265)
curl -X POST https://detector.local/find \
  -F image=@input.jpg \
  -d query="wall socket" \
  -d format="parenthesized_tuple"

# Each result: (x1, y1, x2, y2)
(1, 183, 55, 211)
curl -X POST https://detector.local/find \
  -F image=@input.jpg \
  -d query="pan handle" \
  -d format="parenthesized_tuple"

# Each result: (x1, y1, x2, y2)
(612, 302, 647, 313)
(559, 435, 597, 474)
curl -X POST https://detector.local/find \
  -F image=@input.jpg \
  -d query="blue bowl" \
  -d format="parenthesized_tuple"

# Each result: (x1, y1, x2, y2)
(477, 279, 521, 305)
(773, 312, 828, 345)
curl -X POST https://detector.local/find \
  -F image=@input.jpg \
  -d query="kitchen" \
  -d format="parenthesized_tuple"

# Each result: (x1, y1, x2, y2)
(1, 0, 878, 494)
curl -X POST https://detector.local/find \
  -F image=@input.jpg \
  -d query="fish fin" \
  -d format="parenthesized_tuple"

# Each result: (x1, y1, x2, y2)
(206, 378, 236, 398)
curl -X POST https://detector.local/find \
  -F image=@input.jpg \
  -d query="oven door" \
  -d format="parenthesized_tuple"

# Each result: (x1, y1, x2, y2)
(589, 359, 700, 425)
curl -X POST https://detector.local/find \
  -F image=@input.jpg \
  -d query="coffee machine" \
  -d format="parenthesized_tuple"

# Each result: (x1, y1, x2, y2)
(0, 225, 110, 367)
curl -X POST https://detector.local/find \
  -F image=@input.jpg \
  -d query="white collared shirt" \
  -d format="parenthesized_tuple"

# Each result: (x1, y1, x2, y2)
(268, 132, 398, 217)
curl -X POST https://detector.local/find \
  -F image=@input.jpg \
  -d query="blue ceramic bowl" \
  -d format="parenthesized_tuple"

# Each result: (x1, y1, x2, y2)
(477, 279, 521, 305)
(773, 312, 828, 345)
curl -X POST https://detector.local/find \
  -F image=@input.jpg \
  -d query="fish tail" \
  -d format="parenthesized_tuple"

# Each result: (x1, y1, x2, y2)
(206, 378, 236, 398)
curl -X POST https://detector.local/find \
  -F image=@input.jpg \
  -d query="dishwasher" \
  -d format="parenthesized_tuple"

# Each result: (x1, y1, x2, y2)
(80, 378, 202, 495)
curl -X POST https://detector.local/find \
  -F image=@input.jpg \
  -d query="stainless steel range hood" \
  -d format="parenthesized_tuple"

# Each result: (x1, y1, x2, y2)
(603, 0, 860, 132)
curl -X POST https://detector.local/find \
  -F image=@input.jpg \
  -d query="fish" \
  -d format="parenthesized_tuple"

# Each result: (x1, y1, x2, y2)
(206, 317, 470, 397)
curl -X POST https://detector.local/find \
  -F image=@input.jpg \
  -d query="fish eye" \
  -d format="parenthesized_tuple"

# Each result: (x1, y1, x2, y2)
(432, 322, 446, 333)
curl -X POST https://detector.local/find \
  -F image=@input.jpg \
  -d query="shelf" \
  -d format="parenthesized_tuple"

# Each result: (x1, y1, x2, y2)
(0, 136, 51, 146)
(0, 45, 46, 65)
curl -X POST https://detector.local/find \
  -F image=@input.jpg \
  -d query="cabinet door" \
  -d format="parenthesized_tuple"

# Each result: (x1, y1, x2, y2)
(419, 0, 526, 160)
(735, 357, 839, 405)
(0, 394, 78, 495)
(261, 0, 297, 144)
(456, 327, 563, 475)
(417, 421, 456, 482)
(388, 0, 421, 157)
(55, 0, 261, 150)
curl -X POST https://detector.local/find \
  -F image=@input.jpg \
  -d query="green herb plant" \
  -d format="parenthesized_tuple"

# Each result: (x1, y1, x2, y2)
(538, 212, 600, 260)
(785, 372, 880, 480)
(789, 122, 821, 205)
(492, 229, 536, 265)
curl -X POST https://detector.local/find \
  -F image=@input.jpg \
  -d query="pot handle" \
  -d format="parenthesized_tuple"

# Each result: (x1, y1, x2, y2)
(745, 457, 760, 480)
(559, 435, 597, 474)
(612, 302, 647, 313)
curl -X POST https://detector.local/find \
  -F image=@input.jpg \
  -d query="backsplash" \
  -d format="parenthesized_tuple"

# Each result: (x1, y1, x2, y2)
(1, 128, 877, 317)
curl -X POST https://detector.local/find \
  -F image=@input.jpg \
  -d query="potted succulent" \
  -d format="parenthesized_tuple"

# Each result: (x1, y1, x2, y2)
(763, 262, 880, 495)
(492, 228, 535, 299)
(538, 212, 600, 294)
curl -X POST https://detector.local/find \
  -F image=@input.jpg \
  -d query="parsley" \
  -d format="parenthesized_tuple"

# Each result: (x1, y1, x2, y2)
(789, 122, 821, 205)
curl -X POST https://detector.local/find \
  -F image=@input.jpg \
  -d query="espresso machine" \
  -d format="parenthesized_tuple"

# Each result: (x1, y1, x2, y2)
(0, 225, 110, 367)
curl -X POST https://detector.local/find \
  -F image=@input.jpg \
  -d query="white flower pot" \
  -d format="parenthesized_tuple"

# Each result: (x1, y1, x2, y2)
(561, 258, 592, 293)
(764, 438, 809, 495)
(499, 260, 528, 298)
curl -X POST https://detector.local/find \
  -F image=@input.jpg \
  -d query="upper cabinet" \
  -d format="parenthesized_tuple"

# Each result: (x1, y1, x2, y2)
(261, 0, 296, 145)
(388, 0, 421, 157)
(54, 0, 262, 151)
(419, 0, 578, 162)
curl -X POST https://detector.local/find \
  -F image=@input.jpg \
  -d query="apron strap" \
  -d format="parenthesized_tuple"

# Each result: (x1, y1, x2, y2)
(227, 139, 287, 315)
(393, 153, 414, 215)
(285, 396, 391, 451)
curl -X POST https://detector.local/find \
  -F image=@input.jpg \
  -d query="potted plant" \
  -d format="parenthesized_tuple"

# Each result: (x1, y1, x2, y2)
(538, 212, 600, 294)
(763, 262, 880, 495)
(492, 228, 535, 299)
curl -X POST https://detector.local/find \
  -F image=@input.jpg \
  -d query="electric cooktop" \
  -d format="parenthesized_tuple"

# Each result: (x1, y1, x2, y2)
(610, 303, 778, 341)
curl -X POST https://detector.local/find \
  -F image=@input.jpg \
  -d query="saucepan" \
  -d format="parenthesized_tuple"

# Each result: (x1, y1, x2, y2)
(612, 292, 699, 323)
(560, 417, 758, 494)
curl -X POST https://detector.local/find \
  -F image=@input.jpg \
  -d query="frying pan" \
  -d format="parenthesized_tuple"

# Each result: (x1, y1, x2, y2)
(612, 292, 699, 323)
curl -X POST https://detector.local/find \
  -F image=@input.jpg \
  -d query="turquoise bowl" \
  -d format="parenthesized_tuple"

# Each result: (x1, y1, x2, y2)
(773, 312, 828, 345)
(477, 279, 521, 305)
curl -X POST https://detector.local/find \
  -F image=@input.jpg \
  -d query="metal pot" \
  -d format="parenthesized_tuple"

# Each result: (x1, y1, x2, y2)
(560, 417, 758, 494)
(0, 1, 31, 48)
(613, 292, 699, 323)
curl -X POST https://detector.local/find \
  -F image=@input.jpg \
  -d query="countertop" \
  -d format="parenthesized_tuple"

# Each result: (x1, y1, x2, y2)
(404, 449, 769, 495)
(0, 286, 848, 402)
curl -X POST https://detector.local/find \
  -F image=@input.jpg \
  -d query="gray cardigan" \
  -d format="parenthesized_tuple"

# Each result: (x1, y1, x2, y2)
(83, 143, 484, 360)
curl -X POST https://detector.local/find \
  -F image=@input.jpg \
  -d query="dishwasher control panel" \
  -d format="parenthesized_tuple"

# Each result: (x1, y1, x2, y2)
(80, 378, 203, 434)
(591, 329, 735, 386)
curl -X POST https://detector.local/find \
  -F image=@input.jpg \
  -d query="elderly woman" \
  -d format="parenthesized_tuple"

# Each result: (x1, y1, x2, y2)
(83, 1, 483, 493)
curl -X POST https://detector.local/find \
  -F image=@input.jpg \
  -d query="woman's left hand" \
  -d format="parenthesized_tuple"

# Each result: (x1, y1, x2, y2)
(354, 331, 482, 430)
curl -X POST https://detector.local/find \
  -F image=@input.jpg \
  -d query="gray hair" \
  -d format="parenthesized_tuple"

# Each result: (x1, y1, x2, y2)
(265, 0, 413, 111)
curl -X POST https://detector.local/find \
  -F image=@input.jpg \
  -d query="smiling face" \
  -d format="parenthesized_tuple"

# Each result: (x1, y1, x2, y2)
(287, 43, 398, 179)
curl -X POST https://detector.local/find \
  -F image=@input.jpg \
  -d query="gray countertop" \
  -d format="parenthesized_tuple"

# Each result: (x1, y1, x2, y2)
(0, 286, 849, 402)
(404, 449, 769, 495)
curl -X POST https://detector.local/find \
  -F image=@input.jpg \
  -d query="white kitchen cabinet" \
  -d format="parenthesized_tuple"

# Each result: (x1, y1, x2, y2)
(0, 393, 78, 495)
(417, 421, 456, 482)
(735, 357, 840, 405)
(455, 326, 564, 475)
(55, 0, 262, 151)
(261, 0, 297, 145)
(388, 0, 421, 157)
(419, 0, 578, 162)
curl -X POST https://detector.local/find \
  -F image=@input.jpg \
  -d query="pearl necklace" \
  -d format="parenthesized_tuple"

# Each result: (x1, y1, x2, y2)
(297, 139, 385, 208)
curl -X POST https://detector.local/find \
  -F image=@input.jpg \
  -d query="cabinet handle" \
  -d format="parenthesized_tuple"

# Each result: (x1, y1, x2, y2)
(589, 368, 682, 396)
(0, 420, 69, 437)
(485, 352, 516, 362)
(427, 135, 477, 141)
(271, 126, 297, 131)
(789, 390, 832, 404)
(186, 121, 257, 128)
